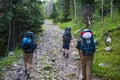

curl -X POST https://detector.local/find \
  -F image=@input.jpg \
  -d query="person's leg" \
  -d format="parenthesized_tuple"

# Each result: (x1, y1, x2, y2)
(66, 49, 69, 58)
(81, 56, 86, 80)
(27, 53, 33, 77)
(62, 42, 66, 56)
(23, 52, 28, 73)
(63, 49, 65, 56)
(86, 57, 93, 80)
(27, 53, 33, 69)
(66, 42, 70, 58)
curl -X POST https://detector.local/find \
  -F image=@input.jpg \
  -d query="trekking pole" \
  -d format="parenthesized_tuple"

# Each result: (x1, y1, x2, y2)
(16, 56, 24, 80)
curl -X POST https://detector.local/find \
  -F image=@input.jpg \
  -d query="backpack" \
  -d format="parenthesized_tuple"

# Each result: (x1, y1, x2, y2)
(22, 31, 36, 51)
(63, 27, 71, 42)
(79, 29, 96, 56)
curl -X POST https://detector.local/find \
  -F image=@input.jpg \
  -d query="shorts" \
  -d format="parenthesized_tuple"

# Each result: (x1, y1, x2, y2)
(23, 52, 33, 64)
(62, 41, 70, 50)
(23, 49, 34, 53)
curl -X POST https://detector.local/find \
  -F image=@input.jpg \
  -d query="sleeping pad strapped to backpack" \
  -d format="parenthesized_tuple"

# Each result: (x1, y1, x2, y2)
(79, 29, 96, 56)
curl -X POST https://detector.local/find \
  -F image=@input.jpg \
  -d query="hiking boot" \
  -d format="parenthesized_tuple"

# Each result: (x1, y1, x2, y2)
(66, 54, 69, 58)
(63, 53, 65, 57)
(27, 73, 30, 79)
(16, 77, 21, 80)
(81, 77, 86, 80)
(82, 78, 85, 80)
(24, 69, 27, 74)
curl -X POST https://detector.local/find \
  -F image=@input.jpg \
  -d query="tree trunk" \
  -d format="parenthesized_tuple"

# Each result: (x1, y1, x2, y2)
(74, 0, 76, 19)
(102, 0, 104, 32)
(13, 20, 15, 49)
(111, 0, 113, 18)
(7, 0, 12, 52)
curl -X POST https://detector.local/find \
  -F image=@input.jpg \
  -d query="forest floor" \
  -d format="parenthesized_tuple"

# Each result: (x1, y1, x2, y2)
(2, 20, 103, 80)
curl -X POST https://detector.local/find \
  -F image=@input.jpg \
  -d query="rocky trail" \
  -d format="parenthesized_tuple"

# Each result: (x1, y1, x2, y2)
(2, 20, 102, 80)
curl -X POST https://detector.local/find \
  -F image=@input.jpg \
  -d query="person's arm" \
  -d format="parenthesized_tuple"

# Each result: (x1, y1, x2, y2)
(78, 49, 82, 57)
(70, 34, 72, 40)
(62, 33, 65, 38)
(76, 40, 82, 57)
(34, 41, 38, 49)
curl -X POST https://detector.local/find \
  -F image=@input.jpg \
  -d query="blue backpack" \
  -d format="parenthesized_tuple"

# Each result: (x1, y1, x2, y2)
(22, 31, 36, 50)
(79, 29, 96, 56)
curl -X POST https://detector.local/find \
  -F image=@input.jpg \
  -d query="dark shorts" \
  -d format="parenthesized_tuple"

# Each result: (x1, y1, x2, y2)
(62, 41, 70, 50)
(23, 49, 34, 53)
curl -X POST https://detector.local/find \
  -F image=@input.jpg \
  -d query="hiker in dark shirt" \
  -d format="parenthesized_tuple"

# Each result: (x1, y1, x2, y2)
(62, 27, 72, 58)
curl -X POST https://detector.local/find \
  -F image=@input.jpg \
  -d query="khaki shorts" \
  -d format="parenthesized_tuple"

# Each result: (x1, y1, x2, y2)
(23, 52, 33, 64)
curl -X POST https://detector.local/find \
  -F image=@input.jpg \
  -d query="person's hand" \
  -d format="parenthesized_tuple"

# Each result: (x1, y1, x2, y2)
(37, 45, 39, 49)
(79, 53, 82, 57)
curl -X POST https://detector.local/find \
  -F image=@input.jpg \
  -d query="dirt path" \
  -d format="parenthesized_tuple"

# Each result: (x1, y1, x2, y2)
(3, 20, 103, 80)
(34, 20, 80, 80)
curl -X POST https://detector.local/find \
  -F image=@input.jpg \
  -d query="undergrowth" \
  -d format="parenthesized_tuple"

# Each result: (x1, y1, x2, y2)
(0, 48, 22, 77)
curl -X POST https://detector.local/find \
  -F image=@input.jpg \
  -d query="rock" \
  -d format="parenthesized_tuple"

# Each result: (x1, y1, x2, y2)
(71, 51, 78, 55)
(106, 36, 111, 44)
(99, 63, 108, 67)
(50, 58, 56, 62)
(8, 51, 14, 56)
(71, 51, 80, 60)
(105, 46, 112, 51)
(13, 62, 18, 67)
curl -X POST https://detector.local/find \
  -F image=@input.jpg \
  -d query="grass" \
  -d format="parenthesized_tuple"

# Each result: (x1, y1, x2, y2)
(0, 48, 23, 77)
(57, 13, 120, 80)
(93, 30, 120, 80)
(92, 13, 120, 79)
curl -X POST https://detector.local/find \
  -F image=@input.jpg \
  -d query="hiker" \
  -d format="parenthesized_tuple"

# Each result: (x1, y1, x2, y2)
(62, 26, 72, 58)
(22, 31, 37, 78)
(76, 29, 96, 80)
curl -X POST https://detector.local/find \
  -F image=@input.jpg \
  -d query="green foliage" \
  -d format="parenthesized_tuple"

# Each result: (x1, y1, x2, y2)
(113, 0, 120, 12)
(49, 3, 59, 23)
(0, 11, 10, 56)
(81, 0, 95, 4)
(0, 48, 22, 76)
(92, 11, 120, 37)
(93, 30, 120, 80)
(57, 19, 85, 34)
(12, 0, 44, 31)
(43, 65, 53, 71)
(0, 0, 44, 55)
(90, 11, 120, 79)
(56, 0, 70, 21)
(0, 15, 9, 34)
